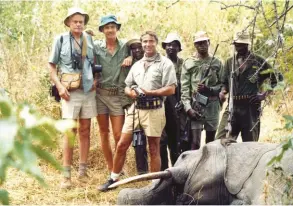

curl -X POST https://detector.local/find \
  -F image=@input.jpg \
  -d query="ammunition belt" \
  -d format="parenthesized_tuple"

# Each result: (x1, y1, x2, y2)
(97, 86, 118, 96)
(136, 96, 163, 110)
(233, 95, 250, 100)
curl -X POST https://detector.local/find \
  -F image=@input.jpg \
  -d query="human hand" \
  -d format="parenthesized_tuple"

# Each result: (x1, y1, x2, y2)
(219, 91, 227, 103)
(249, 92, 267, 104)
(121, 56, 133, 67)
(128, 89, 138, 99)
(197, 83, 211, 94)
(58, 85, 70, 101)
(187, 109, 201, 120)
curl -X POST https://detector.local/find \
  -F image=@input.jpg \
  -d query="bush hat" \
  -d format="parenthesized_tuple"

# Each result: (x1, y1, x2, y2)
(234, 31, 251, 45)
(127, 38, 141, 47)
(162, 33, 182, 51)
(99, 14, 121, 32)
(64, 7, 89, 27)
(193, 31, 210, 43)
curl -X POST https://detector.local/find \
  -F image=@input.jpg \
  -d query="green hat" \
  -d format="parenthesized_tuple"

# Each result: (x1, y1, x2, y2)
(234, 31, 251, 44)
(162, 33, 182, 51)
(99, 14, 121, 32)
(64, 7, 89, 27)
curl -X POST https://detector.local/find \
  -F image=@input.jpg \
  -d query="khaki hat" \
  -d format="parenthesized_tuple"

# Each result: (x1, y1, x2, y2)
(127, 38, 141, 47)
(64, 7, 89, 27)
(234, 31, 251, 44)
(162, 33, 182, 51)
(193, 31, 210, 43)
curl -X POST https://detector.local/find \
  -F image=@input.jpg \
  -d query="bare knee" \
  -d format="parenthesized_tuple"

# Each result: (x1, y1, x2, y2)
(116, 140, 129, 155)
(79, 119, 91, 138)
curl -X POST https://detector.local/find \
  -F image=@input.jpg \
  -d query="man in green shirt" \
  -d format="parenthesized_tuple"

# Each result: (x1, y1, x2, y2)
(93, 15, 132, 173)
(181, 31, 222, 150)
(216, 31, 282, 141)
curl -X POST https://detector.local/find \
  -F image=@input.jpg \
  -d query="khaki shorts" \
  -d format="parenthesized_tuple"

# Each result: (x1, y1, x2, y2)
(96, 95, 124, 116)
(122, 103, 166, 137)
(61, 89, 97, 119)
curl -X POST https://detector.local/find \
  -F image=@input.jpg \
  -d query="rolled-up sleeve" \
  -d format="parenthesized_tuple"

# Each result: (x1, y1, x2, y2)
(48, 36, 61, 65)
(162, 61, 177, 87)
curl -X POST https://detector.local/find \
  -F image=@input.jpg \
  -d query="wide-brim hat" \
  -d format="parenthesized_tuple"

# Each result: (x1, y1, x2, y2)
(64, 7, 89, 27)
(126, 38, 141, 47)
(193, 31, 210, 43)
(162, 33, 182, 51)
(99, 14, 121, 32)
(233, 31, 251, 45)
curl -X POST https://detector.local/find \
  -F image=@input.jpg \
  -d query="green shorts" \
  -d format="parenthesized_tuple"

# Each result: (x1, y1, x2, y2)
(96, 94, 124, 116)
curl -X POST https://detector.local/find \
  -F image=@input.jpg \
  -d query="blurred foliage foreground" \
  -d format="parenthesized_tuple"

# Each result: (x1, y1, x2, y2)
(0, 90, 75, 204)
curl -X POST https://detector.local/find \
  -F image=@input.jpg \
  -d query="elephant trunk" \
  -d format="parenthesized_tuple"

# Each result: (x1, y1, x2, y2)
(108, 170, 172, 189)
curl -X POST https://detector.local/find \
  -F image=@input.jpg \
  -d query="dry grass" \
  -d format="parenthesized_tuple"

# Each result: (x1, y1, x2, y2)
(2, 95, 293, 205)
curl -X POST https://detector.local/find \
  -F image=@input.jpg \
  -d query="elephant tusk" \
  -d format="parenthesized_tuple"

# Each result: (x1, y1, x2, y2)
(108, 170, 172, 189)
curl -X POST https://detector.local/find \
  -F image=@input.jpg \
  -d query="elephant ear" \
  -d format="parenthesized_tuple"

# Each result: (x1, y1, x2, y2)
(224, 142, 278, 195)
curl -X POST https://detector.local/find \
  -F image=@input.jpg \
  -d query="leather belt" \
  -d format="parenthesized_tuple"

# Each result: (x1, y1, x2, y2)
(97, 87, 118, 96)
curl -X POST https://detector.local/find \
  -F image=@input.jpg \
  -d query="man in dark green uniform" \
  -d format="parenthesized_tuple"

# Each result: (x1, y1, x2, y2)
(160, 33, 184, 170)
(181, 31, 222, 150)
(217, 31, 282, 141)
(118, 37, 148, 174)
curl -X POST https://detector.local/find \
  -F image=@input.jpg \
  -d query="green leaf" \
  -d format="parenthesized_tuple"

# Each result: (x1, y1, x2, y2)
(0, 119, 17, 159)
(0, 101, 11, 117)
(31, 146, 62, 171)
(0, 189, 9, 205)
(283, 115, 293, 121)
(260, 68, 274, 75)
(30, 127, 55, 147)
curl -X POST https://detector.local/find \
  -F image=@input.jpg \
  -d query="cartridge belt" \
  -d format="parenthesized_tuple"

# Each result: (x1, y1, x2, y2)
(97, 86, 118, 96)
(233, 95, 250, 100)
(136, 96, 163, 110)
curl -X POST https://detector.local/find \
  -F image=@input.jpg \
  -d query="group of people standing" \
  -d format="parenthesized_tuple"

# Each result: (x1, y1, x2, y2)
(48, 7, 282, 191)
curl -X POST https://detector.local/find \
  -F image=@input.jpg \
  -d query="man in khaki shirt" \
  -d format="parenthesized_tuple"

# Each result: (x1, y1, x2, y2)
(98, 31, 177, 192)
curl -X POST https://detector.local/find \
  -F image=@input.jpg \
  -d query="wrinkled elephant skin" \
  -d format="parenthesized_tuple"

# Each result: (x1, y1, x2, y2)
(117, 140, 293, 205)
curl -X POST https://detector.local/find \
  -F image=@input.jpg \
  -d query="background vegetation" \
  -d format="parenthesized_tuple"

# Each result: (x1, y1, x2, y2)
(0, 0, 292, 204)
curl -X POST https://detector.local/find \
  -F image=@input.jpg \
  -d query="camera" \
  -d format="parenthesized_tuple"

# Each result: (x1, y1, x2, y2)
(72, 52, 82, 70)
(50, 85, 61, 102)
(92, 64, 102, 75)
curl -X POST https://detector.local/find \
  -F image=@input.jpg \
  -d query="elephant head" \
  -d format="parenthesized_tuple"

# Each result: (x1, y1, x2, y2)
(114, 139, 293, 205)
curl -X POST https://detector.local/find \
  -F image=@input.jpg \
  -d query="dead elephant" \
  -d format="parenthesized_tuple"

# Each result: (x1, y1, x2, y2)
(112, 139, 293, 205)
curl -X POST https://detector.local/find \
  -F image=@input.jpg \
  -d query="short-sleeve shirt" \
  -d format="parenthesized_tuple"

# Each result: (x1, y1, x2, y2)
(48, 32, 95, 92)
(125, 53, 177, 91)
(93, 39, 129, 88)
(181, 55, 222, 112)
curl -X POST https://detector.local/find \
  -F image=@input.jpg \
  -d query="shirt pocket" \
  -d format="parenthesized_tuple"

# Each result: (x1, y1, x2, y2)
(152, 70, 162, 80)
(60, 41, 71, 65)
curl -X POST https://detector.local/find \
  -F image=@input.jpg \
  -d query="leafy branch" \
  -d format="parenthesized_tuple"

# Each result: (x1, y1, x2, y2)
(0, 92, 75, 204)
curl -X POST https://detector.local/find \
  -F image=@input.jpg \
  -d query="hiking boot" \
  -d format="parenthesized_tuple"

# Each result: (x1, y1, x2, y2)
(60, 177, 72, 189)
(97, 178, 118, 192)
